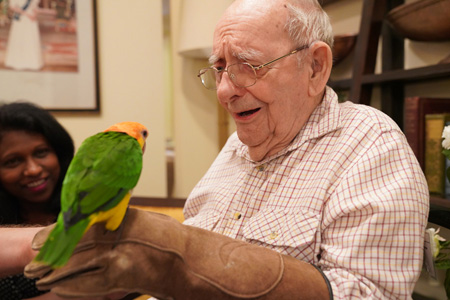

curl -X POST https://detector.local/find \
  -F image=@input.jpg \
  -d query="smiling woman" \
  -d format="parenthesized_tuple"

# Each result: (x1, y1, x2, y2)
(0, 101, 74, 300)
(0, 101, 74, 226)
(0, 131, 61, 224)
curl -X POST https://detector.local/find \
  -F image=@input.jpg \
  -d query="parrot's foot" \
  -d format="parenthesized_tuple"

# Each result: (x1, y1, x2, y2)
(112, 207, 129, 249)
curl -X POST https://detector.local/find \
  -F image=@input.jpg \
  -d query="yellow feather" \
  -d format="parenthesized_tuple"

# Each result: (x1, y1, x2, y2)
(88, 193, 132, 231)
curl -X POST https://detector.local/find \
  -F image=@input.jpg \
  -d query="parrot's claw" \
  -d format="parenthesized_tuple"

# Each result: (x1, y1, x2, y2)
(112, 207, 130, 249)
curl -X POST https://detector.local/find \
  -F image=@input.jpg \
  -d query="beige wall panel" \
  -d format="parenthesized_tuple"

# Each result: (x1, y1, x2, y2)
(55, 0, 167, 198)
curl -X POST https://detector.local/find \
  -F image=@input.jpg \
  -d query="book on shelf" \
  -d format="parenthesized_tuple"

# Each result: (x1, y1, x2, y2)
(424, 114, 450, 196)
(446, 148, 450, 199)
(446, 121, 450, 199)
(404, 97, 450, 170)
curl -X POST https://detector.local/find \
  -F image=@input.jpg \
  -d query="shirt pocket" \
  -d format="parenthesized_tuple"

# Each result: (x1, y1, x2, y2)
(243, 208, 320, 249)
(183, 206, 222, 231)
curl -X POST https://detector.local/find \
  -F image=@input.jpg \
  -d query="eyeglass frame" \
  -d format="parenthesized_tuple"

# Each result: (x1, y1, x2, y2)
(197, 44, 309, 90)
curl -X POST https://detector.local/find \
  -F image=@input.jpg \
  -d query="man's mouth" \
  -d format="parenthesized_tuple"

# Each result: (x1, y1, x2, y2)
(237, 108, 260, 117)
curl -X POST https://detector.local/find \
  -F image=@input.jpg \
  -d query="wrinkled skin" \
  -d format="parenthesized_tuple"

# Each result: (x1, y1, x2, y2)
(211, 0, 331, 161)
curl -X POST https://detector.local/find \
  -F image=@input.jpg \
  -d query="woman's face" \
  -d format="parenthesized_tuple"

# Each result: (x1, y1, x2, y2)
(0, 130, 60, 205)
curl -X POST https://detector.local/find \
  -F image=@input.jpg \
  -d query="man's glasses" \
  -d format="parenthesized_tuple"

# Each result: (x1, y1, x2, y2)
(197, 45, 309, 90)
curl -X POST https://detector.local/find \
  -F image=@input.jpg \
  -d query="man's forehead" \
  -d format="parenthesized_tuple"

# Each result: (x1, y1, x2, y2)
(210, 3, 288, 64)
(209, 47, 264, 64)
(227, 0, 271, 16)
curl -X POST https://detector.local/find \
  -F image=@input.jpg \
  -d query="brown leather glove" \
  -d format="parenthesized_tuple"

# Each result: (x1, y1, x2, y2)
(25, 208, 332, 300)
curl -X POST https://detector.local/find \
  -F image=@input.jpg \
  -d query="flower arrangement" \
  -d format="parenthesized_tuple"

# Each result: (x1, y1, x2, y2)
(442, 125, 450, 156)
(434, 125, 450, 298)
(429, 228, 450, 298)
(442, 126, 450, 167)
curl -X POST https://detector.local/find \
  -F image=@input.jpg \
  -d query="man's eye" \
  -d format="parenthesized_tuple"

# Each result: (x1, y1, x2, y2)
(215, 66, 225, 72)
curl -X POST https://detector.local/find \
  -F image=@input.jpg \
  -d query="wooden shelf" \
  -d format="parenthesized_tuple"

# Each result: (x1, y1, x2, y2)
(430, 196, 450, 210)
(430, 196, 450, 228)
(328, 62, 450, 90)
(327, 0, 450, 228)
(364, 62, 450, 84)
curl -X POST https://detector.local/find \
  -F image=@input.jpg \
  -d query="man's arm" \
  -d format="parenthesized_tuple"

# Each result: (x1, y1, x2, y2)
(320, 129, 429, 298)
(0, 226, 41, 277)
(25, 208, 332, 299)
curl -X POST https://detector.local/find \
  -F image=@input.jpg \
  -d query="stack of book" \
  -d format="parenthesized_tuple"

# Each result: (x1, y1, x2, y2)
(403, 97, 450, 197)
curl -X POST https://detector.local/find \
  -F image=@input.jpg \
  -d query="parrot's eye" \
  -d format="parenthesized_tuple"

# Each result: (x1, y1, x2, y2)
(142, 130, 148, 138)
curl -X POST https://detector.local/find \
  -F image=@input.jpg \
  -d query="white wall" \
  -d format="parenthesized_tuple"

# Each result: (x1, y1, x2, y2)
(54, 0, 167, 198)
(169, 0, 229, 198)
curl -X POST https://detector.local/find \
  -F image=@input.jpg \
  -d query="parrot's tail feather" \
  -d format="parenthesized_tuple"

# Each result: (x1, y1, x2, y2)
(34, 218, 91, 268)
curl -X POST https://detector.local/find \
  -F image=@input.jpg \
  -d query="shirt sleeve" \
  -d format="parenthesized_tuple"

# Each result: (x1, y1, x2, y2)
(319, 129, 429, 299)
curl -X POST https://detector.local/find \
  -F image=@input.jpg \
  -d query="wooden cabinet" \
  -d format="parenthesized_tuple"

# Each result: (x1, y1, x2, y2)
(326, 0, 450, 219)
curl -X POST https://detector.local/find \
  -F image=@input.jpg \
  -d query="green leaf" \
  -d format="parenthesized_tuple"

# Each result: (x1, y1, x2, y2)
(441, 241, 450, 248)
(437, 253, 450, 260)
(447, 167, 450, 183)
(445, 269, 450, 299)
(442, 148, 450, 158)
(436, 260, 450, 269)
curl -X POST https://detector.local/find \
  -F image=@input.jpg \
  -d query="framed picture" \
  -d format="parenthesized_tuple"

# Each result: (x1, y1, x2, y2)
(0, 0, 99, 112)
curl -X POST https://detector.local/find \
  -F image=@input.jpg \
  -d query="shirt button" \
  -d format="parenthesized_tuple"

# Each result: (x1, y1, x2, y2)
(233, 212, 242, 220)
(269, 232, 278, 239)
(257, 165, 265, 171)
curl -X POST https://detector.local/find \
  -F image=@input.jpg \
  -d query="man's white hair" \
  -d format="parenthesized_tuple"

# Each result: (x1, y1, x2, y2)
(285, 0, 334, 49)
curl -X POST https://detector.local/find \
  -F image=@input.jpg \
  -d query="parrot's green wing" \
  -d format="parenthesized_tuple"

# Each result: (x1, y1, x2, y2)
(61, 131, 143, 227)
(34, 131, 144, 267)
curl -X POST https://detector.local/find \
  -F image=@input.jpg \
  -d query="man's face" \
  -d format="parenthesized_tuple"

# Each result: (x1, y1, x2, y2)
(211, 1, 318, 161)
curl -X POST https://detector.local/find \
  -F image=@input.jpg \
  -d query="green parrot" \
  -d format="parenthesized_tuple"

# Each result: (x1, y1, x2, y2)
(33, 121, 148, 268)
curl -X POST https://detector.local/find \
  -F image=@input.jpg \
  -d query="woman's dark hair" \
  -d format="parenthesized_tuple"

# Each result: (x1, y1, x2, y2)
(0, 101, 75, 224)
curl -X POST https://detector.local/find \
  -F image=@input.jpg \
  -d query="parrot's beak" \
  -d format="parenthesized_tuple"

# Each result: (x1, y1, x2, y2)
(142, 141, 146, 154)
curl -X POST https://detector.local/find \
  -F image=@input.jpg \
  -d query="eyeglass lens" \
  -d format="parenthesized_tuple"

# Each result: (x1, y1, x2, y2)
(200, 63, 257, 90)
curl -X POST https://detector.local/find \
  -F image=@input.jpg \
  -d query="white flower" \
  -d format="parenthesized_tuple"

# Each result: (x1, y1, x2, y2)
(429, 228, 446, 258)
(442, 126, 450, 150)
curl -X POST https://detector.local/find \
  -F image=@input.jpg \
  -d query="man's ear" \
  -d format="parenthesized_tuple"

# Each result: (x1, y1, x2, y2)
(307, 41, 332, 97)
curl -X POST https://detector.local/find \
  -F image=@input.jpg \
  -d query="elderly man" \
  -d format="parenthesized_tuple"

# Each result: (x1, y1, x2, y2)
(23, 0, 429, 299)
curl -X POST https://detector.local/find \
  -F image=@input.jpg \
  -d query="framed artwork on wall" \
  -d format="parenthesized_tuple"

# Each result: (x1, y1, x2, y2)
(0, 0, 99, 112)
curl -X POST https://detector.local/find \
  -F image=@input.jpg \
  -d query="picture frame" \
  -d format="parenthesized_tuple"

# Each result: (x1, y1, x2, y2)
(0, 0, 99, 112)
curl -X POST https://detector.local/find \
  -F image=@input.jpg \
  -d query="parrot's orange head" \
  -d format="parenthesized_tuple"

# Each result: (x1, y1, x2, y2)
(105, 122, 148, 153)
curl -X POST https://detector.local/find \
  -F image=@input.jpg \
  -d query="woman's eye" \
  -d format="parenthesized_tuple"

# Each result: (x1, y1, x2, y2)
(2, 157, 21, 168)
(35, 148, 50, 158)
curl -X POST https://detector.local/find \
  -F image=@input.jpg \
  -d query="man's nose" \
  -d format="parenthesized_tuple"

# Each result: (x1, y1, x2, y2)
(216, 71, 244, 103)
